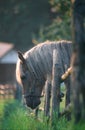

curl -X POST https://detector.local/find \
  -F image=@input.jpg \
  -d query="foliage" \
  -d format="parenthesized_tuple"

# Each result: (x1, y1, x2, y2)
(49, 0, 71, 15)
(32, 0, 72, 44)
(0, 0, 51, 51)
(0, 0, 72, 50)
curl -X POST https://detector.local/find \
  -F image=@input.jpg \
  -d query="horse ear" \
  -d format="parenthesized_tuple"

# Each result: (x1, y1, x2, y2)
(18, 51, 26, 64)
(18, 51, 36, 78)
(18, 51, 31, 73)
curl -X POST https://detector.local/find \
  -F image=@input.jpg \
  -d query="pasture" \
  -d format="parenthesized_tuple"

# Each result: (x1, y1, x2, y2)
(0, 99, 68, 130)
(0, 86, 85, 130)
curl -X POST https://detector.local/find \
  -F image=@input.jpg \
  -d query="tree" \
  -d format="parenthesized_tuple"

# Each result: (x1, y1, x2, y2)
(33, 0, 71, 43)
(71, 0, 85, 123)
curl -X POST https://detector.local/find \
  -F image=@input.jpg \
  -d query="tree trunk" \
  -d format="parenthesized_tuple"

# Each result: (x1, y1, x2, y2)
(71, 0, 85, 123)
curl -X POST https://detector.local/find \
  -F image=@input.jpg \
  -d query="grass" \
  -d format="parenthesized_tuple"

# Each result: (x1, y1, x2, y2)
(1, 87, 85, 130)
(0, 100, 5, 117)
(0, 85, 68, 130)
(0, 100, 5, 129)
(0, 99, 14, 130)
(1, 102, 49, 130)
(0, 99, 69, 130)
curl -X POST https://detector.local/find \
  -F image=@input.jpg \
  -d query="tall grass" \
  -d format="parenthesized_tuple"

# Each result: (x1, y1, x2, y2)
(0, 100, 5, 118)
(1, 100, 69, 130)
(1, 97, 85, 130)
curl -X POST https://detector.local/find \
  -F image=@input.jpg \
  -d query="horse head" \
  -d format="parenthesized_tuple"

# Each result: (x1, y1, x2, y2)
(16, 51, 44, 109)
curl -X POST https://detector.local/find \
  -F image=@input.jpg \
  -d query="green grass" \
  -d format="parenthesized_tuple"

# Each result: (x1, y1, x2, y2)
(0, 99, 69, 130)
(0, 100, 5, 116)
(0, 94, 85, 130)
(0, 100, 5, 129)
(0, 100, 43, 130)
(0, 87, 68, 130)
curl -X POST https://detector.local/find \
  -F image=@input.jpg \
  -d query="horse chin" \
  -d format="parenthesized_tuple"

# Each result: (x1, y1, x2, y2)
(26, 99, 41, 109)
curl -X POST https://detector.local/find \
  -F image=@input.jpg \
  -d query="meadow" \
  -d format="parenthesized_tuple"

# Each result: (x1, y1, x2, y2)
(0, 87, 85, 130)
(0, 99, 68, 130)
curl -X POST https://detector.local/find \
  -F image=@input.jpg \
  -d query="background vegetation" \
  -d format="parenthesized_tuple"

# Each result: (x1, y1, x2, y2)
(33, 0, 71, 44)
(0, 0, 51, 51)
(0, 0, 71, 52)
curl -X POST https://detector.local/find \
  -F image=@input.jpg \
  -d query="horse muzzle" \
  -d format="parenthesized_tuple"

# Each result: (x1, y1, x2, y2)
(26, 97, 41, 109)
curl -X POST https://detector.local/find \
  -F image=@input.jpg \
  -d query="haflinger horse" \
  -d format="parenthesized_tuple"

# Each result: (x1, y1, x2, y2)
(16, 40, 72, 117)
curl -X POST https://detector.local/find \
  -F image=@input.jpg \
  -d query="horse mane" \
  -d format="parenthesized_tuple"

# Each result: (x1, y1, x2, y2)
(16, 40, 72, 85)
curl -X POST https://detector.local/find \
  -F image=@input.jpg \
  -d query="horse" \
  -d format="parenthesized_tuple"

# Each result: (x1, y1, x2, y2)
(16, 40, 72, 117)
